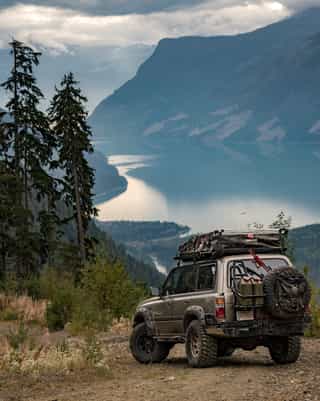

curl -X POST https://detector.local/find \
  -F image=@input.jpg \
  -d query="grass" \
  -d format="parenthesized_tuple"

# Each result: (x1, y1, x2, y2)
(0, 325, 112, 377)
(0, 294, 47, 325)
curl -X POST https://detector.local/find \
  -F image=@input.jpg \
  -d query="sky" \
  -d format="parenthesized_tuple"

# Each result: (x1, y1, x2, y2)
(0, 0, 317, 51)
(0, 0, 318, 111)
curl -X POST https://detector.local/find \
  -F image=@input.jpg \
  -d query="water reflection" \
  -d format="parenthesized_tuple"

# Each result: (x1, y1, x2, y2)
(96, 145, 320, 232)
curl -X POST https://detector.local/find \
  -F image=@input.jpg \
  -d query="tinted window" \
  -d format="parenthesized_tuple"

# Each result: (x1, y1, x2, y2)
(197, 265, 216, 291)
(163, 266, 196, 295)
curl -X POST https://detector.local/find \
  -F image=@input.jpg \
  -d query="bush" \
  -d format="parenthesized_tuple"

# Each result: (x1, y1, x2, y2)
(81, 258, 146, 320)
(46, 289, 74, 331)
(6, 321, 29, 350)
(304, 267, 320, 337)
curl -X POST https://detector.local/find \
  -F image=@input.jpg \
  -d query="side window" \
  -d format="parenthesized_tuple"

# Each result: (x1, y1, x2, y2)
(197, 265, 216, 291)
(162, 266, 196, 295)
(162, 269, 180, 295)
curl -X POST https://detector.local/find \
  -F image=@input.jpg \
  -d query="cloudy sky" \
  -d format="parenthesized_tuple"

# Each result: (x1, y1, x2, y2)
(0, 0, 318, 111)
(0, 0, 318, 51)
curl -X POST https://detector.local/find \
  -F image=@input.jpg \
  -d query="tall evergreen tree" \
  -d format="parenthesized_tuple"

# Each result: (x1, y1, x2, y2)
(1, 39, 57, 278)
(49, 73, 97, 263)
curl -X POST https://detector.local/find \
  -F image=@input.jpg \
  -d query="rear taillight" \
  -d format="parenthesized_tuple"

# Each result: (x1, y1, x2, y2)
(215, 297, 225, 320)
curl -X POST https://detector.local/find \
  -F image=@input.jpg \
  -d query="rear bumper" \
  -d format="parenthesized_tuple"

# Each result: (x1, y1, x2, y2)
(206, 315, 311, 338)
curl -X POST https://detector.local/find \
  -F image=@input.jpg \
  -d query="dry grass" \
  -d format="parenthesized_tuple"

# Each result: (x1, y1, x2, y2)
(0, 294, 47, 324)
(0, 327, 111, 377)
(108, 318, 131, 337)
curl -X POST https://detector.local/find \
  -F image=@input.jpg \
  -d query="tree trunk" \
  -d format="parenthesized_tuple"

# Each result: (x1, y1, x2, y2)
(72, 163, 86, 263)
(23, 145, 28, 210)
(13, 44, 20, 174)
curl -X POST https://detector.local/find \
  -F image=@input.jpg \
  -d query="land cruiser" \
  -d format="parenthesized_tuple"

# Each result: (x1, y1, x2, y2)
(130, 230, 311, 368)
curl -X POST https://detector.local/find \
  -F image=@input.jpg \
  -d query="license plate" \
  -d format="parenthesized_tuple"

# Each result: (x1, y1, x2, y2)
(237, 310, 254, 321)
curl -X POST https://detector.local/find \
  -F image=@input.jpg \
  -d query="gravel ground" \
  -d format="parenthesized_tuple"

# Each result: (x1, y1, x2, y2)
(0, 338, 319, 401)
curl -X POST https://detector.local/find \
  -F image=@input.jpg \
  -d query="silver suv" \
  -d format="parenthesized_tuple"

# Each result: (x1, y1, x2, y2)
(130, 231, 311, 368)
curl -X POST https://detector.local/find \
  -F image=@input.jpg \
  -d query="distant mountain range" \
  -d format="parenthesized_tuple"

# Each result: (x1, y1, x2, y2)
(90, 8, 320, 154)
(98, 220, 320, 287)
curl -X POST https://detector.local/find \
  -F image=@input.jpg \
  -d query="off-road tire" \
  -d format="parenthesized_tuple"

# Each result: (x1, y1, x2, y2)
(185, 320, 218, 368)
(130, 322, 171, 364)
(269, 336, 301, 364)
(263, 267, 311, 320)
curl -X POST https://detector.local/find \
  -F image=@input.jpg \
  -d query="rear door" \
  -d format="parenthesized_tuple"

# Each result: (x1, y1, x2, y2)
(168, 265, 198, 335)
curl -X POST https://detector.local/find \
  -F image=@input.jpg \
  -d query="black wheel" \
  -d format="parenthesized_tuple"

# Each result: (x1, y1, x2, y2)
(130, 322, 171, 364)
(263, 267, 311, 320)
(269, 336, 301, 364)
(185, 320, 218, 368)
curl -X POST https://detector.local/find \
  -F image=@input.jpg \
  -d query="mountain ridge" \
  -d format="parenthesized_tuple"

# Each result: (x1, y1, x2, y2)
(90, 8, 320, 153)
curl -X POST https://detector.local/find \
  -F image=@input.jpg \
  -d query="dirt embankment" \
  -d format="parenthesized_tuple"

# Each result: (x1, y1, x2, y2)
(0, 337, 319, 401)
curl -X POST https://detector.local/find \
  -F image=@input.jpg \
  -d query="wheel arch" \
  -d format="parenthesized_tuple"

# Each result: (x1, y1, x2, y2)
(183, 306, 206, 332)
(133, 308, 156, 335)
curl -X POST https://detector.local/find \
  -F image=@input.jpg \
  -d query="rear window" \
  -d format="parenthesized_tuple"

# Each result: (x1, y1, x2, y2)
(228, 257, 289, 284)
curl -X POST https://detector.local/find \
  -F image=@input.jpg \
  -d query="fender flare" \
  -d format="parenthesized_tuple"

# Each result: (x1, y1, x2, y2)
(183, 306, 206, 332)
(133, 307, 156, 335)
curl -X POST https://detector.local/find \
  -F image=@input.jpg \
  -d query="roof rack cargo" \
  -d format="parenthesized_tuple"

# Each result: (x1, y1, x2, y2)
(175, 229, 288, 262)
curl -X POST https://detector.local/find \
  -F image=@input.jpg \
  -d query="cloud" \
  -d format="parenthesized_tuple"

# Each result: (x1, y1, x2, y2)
(0, 1, 291, 51)
(0, 0, 210, 15)
(0, 0, 317, 16)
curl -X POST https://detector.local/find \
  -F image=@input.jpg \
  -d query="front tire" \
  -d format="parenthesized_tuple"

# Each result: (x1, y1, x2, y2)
(269, 336, 301, 364)
(185, 320, 218, 368)
(130, 322, 171, 364)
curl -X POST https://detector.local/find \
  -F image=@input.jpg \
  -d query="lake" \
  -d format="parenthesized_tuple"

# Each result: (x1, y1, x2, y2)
(96, 143, 320, 233)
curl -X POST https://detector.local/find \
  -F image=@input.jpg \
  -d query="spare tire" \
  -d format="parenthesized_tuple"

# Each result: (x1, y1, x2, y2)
(263, 266, 311, 320)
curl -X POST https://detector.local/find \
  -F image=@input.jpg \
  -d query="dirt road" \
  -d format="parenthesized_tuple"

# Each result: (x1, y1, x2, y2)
(1, 338, 319, 401)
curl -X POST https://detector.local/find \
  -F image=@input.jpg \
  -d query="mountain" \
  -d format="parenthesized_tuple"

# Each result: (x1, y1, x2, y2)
(97, 220, 320, 287)
(88, 222, 165, 287)
(90, 8, 320, 154)
(0, 45, 154, 112)
(87, 150, 127, 201)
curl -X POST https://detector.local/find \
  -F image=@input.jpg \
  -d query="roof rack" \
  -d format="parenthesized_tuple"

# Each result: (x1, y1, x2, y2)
(175, 229, 288, 262)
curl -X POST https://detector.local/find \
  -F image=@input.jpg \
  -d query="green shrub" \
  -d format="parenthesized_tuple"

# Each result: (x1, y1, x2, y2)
(304, 267, 320, 337)
(81, 258, 146, 320)
(0, 309, 19, 321)
(46, 289, 74, 332)
(69, 297, 112, 334)
(6, 321, 29, 350)
(82, 334, 103, 367)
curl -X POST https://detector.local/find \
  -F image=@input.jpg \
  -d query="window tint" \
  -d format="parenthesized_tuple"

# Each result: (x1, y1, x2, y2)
(163, 266, 196, 295)
(197, 265, 216, 291)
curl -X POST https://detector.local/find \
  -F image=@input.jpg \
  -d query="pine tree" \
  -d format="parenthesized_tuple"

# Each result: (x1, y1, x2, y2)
(1, 39, 58, 278)
(49, 73, 97, 263)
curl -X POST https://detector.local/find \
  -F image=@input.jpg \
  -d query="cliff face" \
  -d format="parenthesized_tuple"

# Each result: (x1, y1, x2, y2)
(90, 9, 320, 154)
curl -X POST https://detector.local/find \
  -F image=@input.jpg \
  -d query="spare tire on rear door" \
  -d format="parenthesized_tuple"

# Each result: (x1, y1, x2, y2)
(263, 267, 311, 320)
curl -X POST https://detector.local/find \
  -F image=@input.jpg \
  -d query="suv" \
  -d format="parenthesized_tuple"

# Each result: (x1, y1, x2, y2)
(130, 230, 311, 368)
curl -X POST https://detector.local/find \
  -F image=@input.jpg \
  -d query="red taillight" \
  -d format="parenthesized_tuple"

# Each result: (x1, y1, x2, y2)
(215, 297, 225, 320)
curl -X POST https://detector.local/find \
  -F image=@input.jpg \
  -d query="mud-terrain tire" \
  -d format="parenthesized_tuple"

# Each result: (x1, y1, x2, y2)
(269, 336, 301, 364)
(130, 323, 171, 364)
(263, 267, 311, 320)
(185, 320, 218, 368)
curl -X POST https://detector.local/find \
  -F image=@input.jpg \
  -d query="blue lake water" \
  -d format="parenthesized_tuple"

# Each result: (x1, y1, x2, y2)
(96, 143, 320, 233)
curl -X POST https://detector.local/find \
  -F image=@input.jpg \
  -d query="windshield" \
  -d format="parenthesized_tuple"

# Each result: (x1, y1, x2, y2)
(229, 257, 289, 280)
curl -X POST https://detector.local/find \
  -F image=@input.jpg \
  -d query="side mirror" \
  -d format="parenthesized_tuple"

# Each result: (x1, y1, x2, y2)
(150, 287, 160, 297)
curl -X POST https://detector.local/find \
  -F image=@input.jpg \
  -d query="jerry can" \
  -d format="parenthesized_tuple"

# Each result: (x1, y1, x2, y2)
(238, 277, 264, 307)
